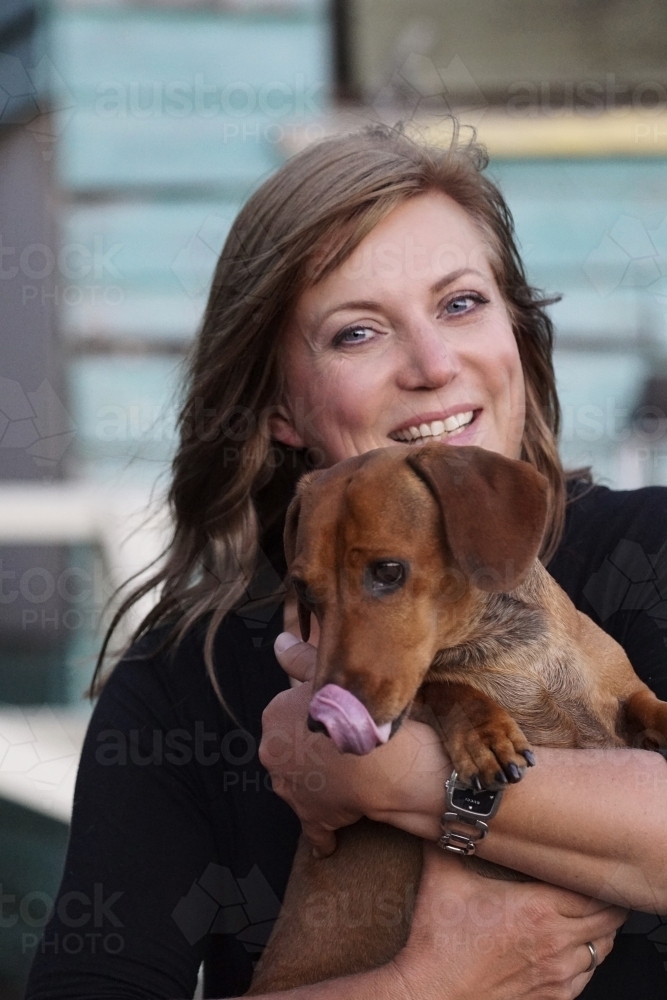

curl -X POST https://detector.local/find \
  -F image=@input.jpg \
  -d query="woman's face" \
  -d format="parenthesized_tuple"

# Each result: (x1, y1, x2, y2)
(270, 191, 526, 466)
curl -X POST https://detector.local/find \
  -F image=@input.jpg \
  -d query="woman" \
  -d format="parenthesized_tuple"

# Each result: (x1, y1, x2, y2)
(25, 125, 665, 1000)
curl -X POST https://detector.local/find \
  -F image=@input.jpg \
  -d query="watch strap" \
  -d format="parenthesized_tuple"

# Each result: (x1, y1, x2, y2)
(438, 769, 504, 856)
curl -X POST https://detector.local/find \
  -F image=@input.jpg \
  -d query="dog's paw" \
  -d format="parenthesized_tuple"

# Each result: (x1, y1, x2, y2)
(446, 714, 535, 791)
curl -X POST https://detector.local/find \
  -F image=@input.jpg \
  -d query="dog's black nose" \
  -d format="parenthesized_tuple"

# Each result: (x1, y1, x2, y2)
(307, 714, 329, 736)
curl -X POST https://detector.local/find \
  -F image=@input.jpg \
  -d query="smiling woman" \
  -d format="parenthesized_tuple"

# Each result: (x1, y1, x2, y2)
(24, 125, 667, 1000)
(269, 192, 526, 464)
(89, 124, 565, 697)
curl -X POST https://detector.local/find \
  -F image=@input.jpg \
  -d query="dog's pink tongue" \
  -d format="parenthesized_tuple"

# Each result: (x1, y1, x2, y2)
(309, 684, 391, 755)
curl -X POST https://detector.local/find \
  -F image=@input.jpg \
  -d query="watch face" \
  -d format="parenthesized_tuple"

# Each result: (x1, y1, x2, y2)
(451, 786, 498, 816)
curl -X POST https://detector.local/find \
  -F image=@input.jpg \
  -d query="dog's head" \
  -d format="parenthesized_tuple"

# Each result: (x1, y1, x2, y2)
(284, 443, 548, 754)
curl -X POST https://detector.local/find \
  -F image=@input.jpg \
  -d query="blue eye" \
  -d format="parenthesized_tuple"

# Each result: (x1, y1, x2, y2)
(444, 293, 487, 315)
(334, 325, 376, 346)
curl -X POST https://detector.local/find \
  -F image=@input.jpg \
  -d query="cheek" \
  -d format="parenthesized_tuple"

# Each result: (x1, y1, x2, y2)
(308, 362, 388, 431)
(482, 323, 523, 398)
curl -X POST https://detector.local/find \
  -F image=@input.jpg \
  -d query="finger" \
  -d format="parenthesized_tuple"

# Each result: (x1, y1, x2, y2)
(569, 934, 617, 997)
(571, 904, 628, 946)
(301, 821, 337, 858)
(274, 632, 317, 682)
(546, 883, 628, 919)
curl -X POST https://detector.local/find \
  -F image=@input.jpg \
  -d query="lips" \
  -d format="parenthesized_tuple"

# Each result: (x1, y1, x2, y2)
(308, 684, 392, 755)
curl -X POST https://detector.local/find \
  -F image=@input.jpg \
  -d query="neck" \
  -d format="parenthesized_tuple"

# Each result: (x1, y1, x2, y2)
(433, 562, 552, 672)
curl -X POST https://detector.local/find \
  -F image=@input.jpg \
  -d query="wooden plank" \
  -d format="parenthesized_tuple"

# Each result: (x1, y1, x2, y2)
(57, 110, 289, 189)
(53, 7, 331, 94)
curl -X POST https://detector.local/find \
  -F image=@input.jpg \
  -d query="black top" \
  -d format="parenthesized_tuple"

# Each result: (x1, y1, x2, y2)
(25, 484, 667, 1000)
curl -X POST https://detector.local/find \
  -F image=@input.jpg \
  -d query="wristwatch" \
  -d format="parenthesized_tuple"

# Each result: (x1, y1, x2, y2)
(438, 769, 505, 856)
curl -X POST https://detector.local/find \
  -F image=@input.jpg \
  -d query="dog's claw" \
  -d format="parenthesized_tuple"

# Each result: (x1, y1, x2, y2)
(522, 749, 536, 767)
(494, 770, 508, 785)
(471, 775, 483, 793)
(506, 762, 522, 782)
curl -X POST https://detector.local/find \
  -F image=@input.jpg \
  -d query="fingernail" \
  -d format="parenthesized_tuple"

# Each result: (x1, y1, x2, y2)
(275, 631, 301, 654)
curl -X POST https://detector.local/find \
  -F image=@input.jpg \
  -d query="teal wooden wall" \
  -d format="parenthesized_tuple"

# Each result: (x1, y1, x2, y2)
(47, 1, 333, 483)
(40, 4, 667, 492)
(52, 3, 331, 190)
(490, 159, 667, 481)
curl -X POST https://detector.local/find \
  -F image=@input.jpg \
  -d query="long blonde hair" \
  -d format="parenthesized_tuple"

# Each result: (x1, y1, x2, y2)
(92, 124, 566, 703)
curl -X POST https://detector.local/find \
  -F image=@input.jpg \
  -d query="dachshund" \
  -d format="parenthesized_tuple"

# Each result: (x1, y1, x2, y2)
(247, 443, 667, 993)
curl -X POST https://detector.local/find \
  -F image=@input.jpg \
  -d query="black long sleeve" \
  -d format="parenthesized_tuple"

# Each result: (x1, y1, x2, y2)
(24, 601, 300, 999)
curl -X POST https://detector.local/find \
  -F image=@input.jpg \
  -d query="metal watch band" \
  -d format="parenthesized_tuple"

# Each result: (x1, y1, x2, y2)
(438, 769, 503, 856)
(437, 815, 489, 855)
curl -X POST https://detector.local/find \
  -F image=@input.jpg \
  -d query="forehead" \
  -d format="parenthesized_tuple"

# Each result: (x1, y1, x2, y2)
(294, 190, 495, 318)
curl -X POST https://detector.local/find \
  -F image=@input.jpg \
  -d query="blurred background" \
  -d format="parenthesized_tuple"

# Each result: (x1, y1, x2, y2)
(1, 0, 667, 995)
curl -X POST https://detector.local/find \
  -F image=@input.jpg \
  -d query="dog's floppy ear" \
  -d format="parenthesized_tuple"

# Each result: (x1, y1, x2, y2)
(406, 444, 549, 592)
(283, 494, 311, 642)
(283, 470, 324, 642)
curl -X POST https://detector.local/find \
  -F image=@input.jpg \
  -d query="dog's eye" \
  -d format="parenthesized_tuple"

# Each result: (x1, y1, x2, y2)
(364, 560, 409, 596)
(292, 578, 318, 609)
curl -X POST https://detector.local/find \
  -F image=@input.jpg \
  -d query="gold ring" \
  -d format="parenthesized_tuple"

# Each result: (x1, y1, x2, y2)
(586, 941, 599, 973)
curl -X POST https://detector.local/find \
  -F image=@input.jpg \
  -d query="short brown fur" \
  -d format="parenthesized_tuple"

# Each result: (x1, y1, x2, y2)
(248, 443, 667, 994)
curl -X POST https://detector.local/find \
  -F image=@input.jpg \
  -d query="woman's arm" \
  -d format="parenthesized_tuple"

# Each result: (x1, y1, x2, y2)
(236, 846, 625, 1000)
(263, 633, 667, 913)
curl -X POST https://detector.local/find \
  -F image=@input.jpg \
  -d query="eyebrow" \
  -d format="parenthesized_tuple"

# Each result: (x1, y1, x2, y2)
(314, 268, 489, 325)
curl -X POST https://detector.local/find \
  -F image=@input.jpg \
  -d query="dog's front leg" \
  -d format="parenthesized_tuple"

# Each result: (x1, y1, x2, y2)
(420, 681, 535, 791)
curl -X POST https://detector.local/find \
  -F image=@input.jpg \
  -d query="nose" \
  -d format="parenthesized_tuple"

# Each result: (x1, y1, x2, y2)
(397, 321, 462, 391)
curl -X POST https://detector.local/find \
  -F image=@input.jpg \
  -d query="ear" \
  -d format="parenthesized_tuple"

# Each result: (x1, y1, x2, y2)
(268, 406, 306, 450)
(406, 444, 549, 592)
(282, 471, 325, 642)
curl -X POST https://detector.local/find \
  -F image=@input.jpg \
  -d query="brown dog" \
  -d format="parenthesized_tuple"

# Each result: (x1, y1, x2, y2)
(248, 443, 667, 994)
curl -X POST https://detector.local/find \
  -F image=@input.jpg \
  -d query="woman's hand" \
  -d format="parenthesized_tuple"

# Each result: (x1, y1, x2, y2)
(259, 633, 363, 856)
(390, 844, 627, 1000)
(248, 852, 625, 1000)
(260, 633, 449, 856)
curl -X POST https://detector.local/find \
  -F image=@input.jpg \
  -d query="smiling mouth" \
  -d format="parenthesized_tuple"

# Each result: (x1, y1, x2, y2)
(388, 410, 477, 444)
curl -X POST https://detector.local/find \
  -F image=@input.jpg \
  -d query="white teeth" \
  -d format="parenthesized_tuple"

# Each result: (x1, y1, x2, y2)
(389, 411, 474, 443)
